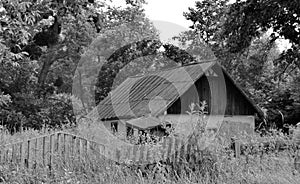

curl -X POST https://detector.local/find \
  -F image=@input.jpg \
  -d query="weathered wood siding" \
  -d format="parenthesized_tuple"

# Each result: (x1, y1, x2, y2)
(167, 67, 256, 116)
(223, 73, 256, 115)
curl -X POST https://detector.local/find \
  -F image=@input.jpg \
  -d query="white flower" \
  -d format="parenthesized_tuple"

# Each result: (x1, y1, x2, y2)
(0, 7, 6, 13)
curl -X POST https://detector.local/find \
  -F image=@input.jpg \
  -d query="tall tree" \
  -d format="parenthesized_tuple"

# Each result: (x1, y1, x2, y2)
(0, 0, 161, 130)
(180, 0, 300, 127)
(222, 0, 300, 127)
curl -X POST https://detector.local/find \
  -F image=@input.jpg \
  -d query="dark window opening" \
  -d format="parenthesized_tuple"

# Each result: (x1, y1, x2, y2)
(111, 121, 118, 133)
(127, 126, 134, 137)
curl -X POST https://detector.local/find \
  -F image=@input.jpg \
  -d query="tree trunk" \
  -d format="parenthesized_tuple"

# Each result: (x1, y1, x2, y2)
(37, 58, 54, 97)
(37, 45, 68, 97)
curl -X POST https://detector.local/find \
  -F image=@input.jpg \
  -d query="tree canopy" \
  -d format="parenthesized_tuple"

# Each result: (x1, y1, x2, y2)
(0, 0, 299, 132)
(180, 0, 300, 128)
(0, 0, 159, 131)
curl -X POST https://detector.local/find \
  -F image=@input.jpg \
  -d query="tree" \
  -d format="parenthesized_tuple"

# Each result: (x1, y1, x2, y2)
(222, 0, 300, 127)
(223, 0, 300, 55)
(180, 0, 300, 128)
(0, 0, 162, 131)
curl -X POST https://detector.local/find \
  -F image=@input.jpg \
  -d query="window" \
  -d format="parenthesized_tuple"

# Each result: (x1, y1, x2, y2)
(111, 121, 118, 133)
(127, 126, 134, 137)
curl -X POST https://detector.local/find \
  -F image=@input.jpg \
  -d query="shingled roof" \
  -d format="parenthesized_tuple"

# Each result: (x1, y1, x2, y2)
(97, 60, 262, 120)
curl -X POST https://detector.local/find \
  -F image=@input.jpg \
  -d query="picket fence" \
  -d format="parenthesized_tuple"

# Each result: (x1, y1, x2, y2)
(0, 132, 106, 169)
(0, 131, 242, 169)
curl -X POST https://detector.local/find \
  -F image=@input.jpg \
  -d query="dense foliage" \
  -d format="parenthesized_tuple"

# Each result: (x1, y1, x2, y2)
(1, 1, 299, 183)
(0, 0, 156, 131)
(180, 0, 300, 129)
(0, 0, 299, 131)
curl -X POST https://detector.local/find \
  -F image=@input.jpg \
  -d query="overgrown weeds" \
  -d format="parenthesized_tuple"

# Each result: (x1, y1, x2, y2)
(0, 104, 300, 183)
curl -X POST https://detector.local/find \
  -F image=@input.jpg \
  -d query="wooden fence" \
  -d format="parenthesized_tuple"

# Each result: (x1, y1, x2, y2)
(113, 136, 208, 165)
(0, 132, 106, 169)
(0, 132, 243, 169)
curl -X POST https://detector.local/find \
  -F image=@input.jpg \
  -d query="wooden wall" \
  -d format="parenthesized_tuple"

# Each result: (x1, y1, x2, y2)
(223, 73, 256, 115)
(167, 67, 256, 116)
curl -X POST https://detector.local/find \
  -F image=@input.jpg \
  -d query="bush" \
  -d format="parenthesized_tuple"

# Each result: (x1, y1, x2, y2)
(0, 93, 76, 133)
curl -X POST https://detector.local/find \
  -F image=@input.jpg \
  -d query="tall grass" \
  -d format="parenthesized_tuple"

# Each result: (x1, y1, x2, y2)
(0, 116, 300, 183)
(0, 146, 299, 184)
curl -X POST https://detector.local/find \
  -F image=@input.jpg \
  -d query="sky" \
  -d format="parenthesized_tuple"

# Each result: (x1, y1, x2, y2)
(143, 0, 196, 29)
(110, 0, 291, 50)
(143, 0, 197, 42)
(108, 0, 197, 42)
(110, 0, 196, 28)
(143, 0, 291, 51)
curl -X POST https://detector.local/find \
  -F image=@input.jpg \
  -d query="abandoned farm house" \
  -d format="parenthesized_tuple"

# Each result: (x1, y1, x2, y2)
(97, 61, 263, 140)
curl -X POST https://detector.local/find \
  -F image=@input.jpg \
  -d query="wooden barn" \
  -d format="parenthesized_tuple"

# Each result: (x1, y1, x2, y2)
(97, 60, 263, 140)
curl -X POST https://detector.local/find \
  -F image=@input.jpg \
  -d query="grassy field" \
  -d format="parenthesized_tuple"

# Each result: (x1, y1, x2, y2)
(0, 125, 300, 184)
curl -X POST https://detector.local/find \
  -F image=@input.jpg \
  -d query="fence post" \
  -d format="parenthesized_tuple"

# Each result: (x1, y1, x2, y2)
(20, 141, 25, 168)
(132, 145, 139, 163)
(26, 140, 31, 168)
(42, 136, 46, 166)
(295, 149, 300, 173)
(174, 138, 180, 164)
(18, 143, 22, 166)
(139, 145, 147, 164)
(63, 133, 68, 162)
(34, 138, 38, 168)
(166, 137, 174, 163)
(160, 137, 168, 161)
(73, 135, 78, 161)
(234, 139, 241, 158)
(145, 145, 153, 164)
(57, 133, 60, 157)
(86, 140, 91, 158)
(49, 134, 53, 170)
(11, 144, 16, 165)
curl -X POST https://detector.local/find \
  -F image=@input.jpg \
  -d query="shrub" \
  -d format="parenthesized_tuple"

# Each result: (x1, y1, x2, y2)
(0, 93, 76, 133)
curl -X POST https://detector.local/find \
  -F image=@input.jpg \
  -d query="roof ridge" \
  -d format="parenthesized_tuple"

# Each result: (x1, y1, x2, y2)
(128, 59, 218, 79)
